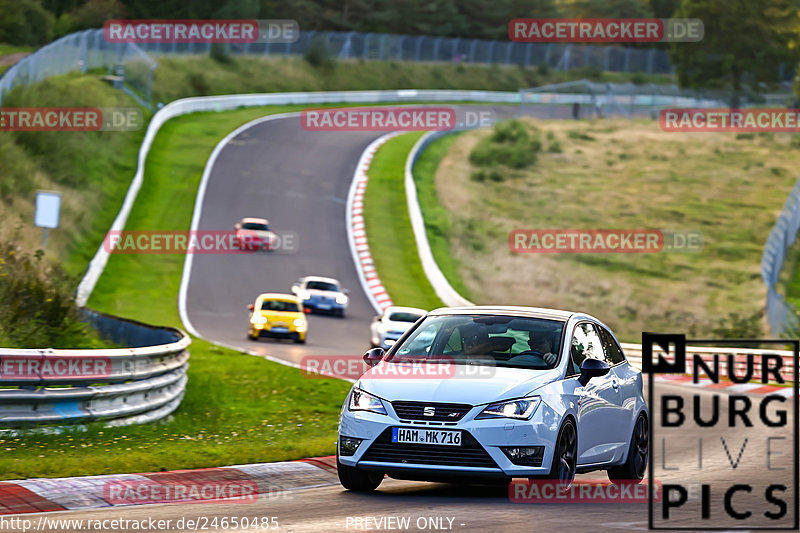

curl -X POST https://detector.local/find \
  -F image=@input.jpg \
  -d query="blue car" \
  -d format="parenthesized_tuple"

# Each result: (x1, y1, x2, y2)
(291, 276, 349, 317)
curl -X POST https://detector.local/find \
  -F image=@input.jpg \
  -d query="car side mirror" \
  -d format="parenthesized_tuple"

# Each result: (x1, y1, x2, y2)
(343, 288, 350, 295)
(363, 347, 385, 367)
(235, 223, 241, 230)
(247, 304, 255, 311)
(578, 358, 610, 386)
(290, 284, 299, 294)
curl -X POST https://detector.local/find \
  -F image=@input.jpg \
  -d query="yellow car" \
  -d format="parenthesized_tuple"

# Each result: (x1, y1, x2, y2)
(247, 293, 308, 344)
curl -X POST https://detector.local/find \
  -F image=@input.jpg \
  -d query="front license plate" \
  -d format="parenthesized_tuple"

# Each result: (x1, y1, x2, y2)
(317, 303, 331, 310)
(271, 327, 289, 333)
(391, 427, 461, 446)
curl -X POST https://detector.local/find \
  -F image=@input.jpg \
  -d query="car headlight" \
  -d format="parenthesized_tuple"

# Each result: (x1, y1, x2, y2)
(348, 388, 387, 415)
(293, 318, 306, 327)
(252, 316, 268, 325)
(336, 294, 348, 305)
(475, 397, 540, 420)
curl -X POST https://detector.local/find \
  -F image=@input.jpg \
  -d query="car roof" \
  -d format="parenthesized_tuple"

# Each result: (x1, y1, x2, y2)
(256, 293, 301, 303)
(427, 305, 584, 322)
(384, 306, 427, 316)
(241, 217, 269, 225)
(302, 276, 340, 285)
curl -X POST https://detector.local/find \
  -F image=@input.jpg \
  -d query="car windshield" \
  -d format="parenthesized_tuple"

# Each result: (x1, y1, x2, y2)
(388, 312, 422, 323)
(388, 314, 564, 370)
(306, 281, 338, 291)
(261, 300, 300, 312)
(242, 222, 269, 231)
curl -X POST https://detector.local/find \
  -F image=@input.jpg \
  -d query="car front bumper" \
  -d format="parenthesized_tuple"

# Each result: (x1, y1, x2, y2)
(338, 401, 560, 480)
(303, 297, 346, 312)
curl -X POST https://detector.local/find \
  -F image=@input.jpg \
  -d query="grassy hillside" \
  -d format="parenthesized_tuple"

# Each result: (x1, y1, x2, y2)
(426, 120, 800, 341)
(149, 55, 672, 104)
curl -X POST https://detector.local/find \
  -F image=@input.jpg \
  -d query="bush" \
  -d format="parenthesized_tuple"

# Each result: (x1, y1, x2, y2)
(0, 237, 103, 348)
(305, 34, 335, 69)
(711, 311, 763, 339)
(568, 130, 596, 141)
(548, 140, 562, 153)
(210, 43, 233, 64)
(470, 120, 541, 170)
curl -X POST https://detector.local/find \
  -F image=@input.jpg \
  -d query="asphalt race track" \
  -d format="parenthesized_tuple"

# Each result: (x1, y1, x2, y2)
(184, 105, 522, 364)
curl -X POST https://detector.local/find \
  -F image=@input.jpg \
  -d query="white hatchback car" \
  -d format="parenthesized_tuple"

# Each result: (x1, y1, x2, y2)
(369, 306, 427, 349)
(337, 306, 648, 492)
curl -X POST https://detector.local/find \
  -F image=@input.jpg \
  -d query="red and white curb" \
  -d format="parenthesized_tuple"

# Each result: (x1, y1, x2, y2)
(656, 374, 795, 396)
(0, 456, 337, 516)
(347, 132, 406, 314)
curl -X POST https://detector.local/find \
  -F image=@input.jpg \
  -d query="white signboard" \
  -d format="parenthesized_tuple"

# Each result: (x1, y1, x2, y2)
(34, 191, 61, 229)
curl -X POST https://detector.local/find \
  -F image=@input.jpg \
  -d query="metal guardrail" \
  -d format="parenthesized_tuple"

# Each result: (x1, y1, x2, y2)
(621, 342, 795, 383)
(0, 310, 190, 428)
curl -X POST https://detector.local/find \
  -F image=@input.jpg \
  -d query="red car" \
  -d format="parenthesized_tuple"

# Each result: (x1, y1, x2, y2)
(234, 217, 278, 251)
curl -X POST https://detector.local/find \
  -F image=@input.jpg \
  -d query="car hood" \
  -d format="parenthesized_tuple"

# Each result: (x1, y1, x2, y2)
(307, 289, 342, 298)
(357, 364, 562, 405)
(381, 320, 415, 333)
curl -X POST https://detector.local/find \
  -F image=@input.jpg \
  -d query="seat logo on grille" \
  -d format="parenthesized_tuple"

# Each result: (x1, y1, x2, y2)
(423, 406, 435, 417)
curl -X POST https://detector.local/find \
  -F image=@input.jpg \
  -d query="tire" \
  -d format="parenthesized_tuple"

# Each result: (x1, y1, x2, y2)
(247, 332, 258, 341)
(337, 456, 382, 492)
(608, 413, 648, 484)
(293, 335, 306, 344)
(547, 419, 577, 492)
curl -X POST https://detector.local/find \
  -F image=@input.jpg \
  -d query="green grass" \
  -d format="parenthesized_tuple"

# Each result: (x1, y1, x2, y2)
(0, 44, 34, 56)
(362, 133, 445, 311)
(412, 133, 474, 301)
(0, 73, 147, 278)
(149, 55, 673, 104)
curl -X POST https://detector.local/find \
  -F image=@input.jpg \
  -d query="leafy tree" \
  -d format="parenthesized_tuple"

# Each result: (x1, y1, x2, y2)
(571, 0, 653, 18)
(0, 0, 55, 46)
(670, 0, 800, 106)
(647, 0, 682, 17)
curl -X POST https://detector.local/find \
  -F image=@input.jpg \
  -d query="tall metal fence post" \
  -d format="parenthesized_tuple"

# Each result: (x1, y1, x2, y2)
(364, 33, 372, 59)
(414, 36, 423, 61)
(379, 34, 387, 60)
(468, 39, 478, 63)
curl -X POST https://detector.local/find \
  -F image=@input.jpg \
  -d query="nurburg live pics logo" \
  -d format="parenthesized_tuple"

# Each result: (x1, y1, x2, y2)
(643, 333, 799, 530)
